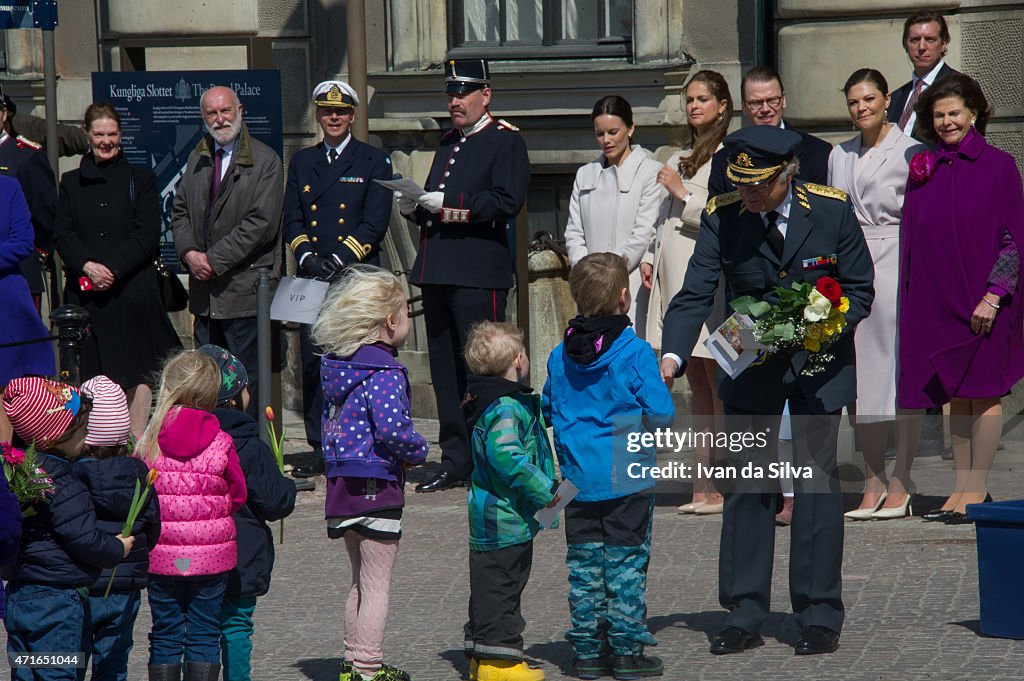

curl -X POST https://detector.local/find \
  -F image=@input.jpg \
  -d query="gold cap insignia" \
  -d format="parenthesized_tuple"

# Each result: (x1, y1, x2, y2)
(736, 152, 754, 168)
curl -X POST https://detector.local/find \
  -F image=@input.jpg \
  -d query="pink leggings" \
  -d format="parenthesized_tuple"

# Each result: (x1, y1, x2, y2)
(343, 533, 399, 676)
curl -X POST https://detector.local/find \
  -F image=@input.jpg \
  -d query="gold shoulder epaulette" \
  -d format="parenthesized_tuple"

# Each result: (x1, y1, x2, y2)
(706, 191, 741, 215)
(803, 183, 848, 202)
(497, 118, 520, 131)
(15, 135, 41, 150)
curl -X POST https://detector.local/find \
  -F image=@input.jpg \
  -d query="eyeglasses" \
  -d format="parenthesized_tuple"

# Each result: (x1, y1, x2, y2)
(744, 96, 783, 111)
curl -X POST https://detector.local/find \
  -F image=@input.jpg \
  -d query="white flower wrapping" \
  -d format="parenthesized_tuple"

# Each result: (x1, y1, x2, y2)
(803, 288, 832, 322)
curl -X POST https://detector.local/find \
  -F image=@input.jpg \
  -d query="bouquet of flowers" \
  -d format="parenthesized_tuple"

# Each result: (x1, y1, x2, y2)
(2, 442, 55, 518)
(265, 406, 286, 544)
(730, 276, 850, 376)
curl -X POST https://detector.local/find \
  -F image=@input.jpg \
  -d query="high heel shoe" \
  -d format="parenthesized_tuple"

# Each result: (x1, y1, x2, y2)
(694, 501, 724, 515)
(871, 493, 913, 520)
(844, 492, 886, 520)
(678, 501, 705, 514)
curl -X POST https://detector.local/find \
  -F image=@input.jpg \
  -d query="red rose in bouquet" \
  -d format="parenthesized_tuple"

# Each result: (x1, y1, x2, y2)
(814, 276, 843, 305)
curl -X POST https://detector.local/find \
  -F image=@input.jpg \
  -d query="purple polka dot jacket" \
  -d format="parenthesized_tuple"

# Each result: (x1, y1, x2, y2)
(320, 342, 429, 483)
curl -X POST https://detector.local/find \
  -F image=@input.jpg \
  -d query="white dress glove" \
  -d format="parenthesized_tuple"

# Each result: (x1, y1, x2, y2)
(394, 191, 418, 216)
(418, 191, 444, 213)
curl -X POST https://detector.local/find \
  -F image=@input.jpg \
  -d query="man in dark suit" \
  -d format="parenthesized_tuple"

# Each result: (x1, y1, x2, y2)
(887, 11, 959, 139)
(283, 80, 394, 478)
(708, 66, 831, 197)
(661, 126, 874, 656)
(396, 59, 530, 492)
(0, 87, 56, 312)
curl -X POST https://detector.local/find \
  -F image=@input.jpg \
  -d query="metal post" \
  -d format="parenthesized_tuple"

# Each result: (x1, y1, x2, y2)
(346, 0, 369, 142)
(49, 305, 89, 385)
(256, 267, 272, 447)
(42, 29, 58, 179)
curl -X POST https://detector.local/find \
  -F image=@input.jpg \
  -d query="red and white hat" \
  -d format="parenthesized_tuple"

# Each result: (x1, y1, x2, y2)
(81, 376, 131, 447)
(3, 377, 83, 446)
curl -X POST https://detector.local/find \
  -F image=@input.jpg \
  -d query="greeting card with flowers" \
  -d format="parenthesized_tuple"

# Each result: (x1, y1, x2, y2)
(1, 442, 55, 517)
(729, 276, 850, 376)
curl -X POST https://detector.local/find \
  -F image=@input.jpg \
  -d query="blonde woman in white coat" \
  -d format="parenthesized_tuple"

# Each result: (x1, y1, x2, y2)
(829, 68, 924, 520)
(640, 71, 733, 514)
(564, 95, 667, 334)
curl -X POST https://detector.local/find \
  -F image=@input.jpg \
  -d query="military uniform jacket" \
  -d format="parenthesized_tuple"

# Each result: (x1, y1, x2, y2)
(283, 138, 393, 267)
(661, 181, 875, 414)
(0, 133, 56, 294)
(409, 114, 529, 290)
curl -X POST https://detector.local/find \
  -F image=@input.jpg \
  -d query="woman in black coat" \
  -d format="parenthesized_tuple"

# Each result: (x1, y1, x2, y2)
(54, 103, 180, 436)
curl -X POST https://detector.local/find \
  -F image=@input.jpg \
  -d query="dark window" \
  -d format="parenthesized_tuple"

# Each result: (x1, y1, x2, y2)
(449, 0, 633, 60)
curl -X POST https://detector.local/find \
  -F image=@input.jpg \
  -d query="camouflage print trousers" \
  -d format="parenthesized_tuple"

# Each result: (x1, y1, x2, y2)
(563, 493, 656, 658)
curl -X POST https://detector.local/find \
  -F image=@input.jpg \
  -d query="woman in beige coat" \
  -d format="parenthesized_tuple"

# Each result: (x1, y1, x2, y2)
(829, 68, 924, 520)
(564, 95, 667, 333)
(641, 70, 732, 513)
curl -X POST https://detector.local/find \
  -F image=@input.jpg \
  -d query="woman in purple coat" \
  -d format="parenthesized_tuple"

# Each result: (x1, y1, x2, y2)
(898, 74, 1024, 524)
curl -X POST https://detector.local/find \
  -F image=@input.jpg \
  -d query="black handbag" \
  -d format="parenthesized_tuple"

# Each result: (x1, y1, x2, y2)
(129, 170, 189, 312)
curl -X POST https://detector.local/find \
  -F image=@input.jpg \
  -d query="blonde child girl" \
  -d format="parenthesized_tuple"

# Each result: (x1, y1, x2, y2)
(137, 351, 247, 681)
(311, 266, 429, 681)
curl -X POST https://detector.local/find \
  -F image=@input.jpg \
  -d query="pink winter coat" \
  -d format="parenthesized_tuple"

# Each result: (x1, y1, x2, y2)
(148, 406, 247, 577)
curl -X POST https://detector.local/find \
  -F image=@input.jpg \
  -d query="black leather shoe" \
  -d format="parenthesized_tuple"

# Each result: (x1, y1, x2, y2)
(415, 471, 466, 493)
(794, 625, 840, 655)
(292, 452, 325, 479)
(943, 512, 974, 525)
(922, 509, 955, 522)
(709, 626, 763, 655)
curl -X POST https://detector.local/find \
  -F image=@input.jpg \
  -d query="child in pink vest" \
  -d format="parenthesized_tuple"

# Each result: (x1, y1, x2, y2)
(137, 350, 247, 681)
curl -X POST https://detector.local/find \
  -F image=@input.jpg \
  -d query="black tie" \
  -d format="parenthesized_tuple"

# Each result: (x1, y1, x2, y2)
(328, 149, 339, 165)
(765, 210, 784, 259)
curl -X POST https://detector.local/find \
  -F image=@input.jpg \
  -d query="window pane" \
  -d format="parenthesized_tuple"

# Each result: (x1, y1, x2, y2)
(561, 0, 598, 41)
(507, 0, 543, 43)
(605, 0, 632, 39)
(462, 0, 501, 42)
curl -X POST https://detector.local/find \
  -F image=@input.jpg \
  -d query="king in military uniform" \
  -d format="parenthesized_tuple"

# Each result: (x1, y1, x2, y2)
(0, 85, 56, 311)
(661, 125, 874, 657)
(283, 79, 394, 477)
(396, 58, 530, 492)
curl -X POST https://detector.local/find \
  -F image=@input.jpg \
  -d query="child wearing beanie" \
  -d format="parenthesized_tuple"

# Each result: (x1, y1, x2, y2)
(73, 375, 161, 681)
(2, 377, 134, 676)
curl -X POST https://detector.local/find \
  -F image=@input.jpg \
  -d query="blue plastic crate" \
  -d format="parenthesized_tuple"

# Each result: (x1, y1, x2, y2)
(968, 499, 1024, 639)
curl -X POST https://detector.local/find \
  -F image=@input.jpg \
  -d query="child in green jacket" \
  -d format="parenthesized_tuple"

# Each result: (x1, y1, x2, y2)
(462, 321, 559, 681)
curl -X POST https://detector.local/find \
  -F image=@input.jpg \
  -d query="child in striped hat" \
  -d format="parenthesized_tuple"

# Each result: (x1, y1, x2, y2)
(2, 377, 134, 673)
(74, 376, 161, 681)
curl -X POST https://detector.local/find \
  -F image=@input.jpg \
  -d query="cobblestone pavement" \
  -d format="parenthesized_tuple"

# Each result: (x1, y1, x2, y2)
(5, 412, 1024, 681)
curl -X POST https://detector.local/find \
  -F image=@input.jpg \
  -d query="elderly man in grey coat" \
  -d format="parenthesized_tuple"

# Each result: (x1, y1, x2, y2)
(171, 85, 283, 417)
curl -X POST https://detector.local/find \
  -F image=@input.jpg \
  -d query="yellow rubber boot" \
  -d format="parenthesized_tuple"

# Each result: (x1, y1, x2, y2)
(476, 659, 545, 681)
(469, 658, 478, 681)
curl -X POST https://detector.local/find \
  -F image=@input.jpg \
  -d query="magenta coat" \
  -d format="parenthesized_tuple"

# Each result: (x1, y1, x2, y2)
(897, 128, 1024, 408)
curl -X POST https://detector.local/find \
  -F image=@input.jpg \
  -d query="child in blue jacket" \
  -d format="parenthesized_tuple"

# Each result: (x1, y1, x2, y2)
(2, 377, 133, 681)
(196, 344, 298, 681)
(543, 253, 675, 680)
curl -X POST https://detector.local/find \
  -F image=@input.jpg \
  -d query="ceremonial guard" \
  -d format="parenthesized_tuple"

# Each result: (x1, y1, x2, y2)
(397, 59, 530, 492)
(0, 87, 56, 310)
(661, 126, 874, 657)
(284, 80, 394, 478)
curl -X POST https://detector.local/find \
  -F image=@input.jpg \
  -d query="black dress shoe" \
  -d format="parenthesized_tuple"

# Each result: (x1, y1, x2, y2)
(414, 471, 466, 493)
(943, 512, 974, 525)
(292, 460, 324, 479)
(921, 509, 955, 522)
(710, 626, 763, 655)
(794, 625, 840, 655)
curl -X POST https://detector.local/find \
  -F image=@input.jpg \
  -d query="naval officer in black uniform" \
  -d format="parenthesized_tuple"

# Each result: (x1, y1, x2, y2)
(283, 80, 394, 478)
(397, 59, 530, 492)
(661, 126, 874, 656)
(0, 87, 56, 311)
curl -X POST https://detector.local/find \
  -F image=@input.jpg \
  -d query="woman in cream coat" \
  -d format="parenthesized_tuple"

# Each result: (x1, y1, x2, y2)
(829, 68, 924, 521)
(642, 70, 732, 514)
(564, 95, 667, 332)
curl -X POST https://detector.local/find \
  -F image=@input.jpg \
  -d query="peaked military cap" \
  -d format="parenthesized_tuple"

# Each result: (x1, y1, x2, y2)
(445, 59, 490, 94)
(724, 125, 802, 186)
(313, 80, 359, 109)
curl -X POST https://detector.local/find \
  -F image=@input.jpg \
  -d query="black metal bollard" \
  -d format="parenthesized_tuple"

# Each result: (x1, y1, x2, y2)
(49, 305, 90, 385)
(256, 267, 272, 447)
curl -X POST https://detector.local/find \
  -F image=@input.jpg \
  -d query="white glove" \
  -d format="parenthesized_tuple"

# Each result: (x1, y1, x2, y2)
(394, 191, 418, 216)
(418, 191, 444, 213)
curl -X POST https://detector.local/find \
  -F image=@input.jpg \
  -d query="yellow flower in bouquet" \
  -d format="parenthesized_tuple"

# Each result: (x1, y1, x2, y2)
(838, 296, 850, 314)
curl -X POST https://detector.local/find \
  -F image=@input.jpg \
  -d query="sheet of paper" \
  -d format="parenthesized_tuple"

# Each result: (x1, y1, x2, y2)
(374, 177, 427, 202)
(534, 478, 580, 529)
(704, 312, 765, 379)
(270, 276, 329, 325)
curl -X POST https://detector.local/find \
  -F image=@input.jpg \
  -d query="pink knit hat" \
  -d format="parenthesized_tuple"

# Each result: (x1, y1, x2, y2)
(81, 376, 131, 447)
(3, 377, 83, 446)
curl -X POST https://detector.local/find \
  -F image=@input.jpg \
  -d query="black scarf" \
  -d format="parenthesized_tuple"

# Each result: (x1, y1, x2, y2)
(564, 314, 631, 364)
